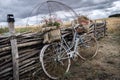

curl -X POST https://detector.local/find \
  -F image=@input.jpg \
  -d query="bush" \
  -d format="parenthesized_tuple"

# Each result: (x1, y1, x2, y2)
(109, 14, 120, 18)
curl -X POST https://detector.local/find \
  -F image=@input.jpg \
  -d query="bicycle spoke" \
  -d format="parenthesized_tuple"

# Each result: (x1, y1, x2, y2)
(78, 35, 98, 59)
(40, 43, 70, 79)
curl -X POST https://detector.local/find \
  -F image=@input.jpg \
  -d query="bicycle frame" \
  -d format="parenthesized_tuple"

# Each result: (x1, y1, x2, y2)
(59, 28, 84, 60)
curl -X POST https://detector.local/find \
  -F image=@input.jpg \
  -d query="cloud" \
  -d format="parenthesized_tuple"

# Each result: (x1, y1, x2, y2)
(107, 1, 120, 14)
(76, 0, 120, 19)
(0, 0, 120, 26)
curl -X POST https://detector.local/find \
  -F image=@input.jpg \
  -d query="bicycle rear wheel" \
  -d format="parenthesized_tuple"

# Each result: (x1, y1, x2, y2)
(40, 42, 70, 79)
(78, 34, 98, 60)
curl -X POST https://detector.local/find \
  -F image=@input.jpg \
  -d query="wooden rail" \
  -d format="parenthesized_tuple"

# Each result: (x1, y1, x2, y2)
(90, 20, 107, 39)
(0, 17, 107, 79)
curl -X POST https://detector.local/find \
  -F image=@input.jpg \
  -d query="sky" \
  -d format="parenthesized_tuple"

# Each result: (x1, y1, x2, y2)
(0, 0, 120, 26)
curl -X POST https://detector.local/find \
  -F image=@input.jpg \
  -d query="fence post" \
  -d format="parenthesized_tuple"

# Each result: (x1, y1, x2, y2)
(7, 14, 19, 80)
(94, 20, 96, 38)
(104, 20, 107, 37)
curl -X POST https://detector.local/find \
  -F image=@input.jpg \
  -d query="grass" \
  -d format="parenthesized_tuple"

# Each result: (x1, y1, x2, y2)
(0, 27, 9, 34)
(0, 26, 42, 35)
(15, 27, 32, 33)
(95, 17, 120, 37)
(61, 72, 72, 79)
(0, 17, 120, 35)
(0, 22, 71, 35)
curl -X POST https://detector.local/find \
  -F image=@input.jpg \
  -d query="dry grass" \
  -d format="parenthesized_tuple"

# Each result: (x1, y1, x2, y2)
(96, 17, 120, 33)
(0, 17, 119, 35)
(65, 31, 120, 80)
(15, 26, 42, 33)
(0, 26, 43, 35)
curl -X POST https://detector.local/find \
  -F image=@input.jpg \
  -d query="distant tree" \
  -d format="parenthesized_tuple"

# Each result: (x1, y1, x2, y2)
(109, 14, 120, 18)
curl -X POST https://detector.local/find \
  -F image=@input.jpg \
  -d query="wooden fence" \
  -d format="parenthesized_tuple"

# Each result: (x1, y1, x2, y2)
(0, 15, 107, 80)
(90, 20, 107, 39)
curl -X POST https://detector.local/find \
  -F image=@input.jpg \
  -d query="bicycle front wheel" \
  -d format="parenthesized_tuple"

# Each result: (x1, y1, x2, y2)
(78, 34, 98, 60)
(40, 42, 70, 79)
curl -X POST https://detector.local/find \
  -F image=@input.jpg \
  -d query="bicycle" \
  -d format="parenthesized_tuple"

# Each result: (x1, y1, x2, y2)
(39, 24, 98, 79)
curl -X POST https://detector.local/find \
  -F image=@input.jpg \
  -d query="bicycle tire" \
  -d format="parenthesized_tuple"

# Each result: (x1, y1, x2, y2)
(40, 43, 71, 79)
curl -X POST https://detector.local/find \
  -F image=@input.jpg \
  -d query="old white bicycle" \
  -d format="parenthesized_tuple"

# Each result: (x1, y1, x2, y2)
(40, 24, 98, 79)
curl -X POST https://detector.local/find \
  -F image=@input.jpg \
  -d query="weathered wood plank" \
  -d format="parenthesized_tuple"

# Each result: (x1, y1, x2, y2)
(8, 14, 19, 80)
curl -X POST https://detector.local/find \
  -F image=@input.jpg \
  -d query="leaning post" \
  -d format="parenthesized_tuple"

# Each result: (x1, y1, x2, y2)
(7, 14, 19, 80)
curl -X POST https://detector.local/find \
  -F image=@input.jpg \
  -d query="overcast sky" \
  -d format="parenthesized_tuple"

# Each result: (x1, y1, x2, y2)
(0, 0, 120, 26)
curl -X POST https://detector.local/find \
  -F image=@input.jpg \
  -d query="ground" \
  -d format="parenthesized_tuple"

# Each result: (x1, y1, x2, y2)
(61, 33, 120, 80)
(38, 32, 120, 80)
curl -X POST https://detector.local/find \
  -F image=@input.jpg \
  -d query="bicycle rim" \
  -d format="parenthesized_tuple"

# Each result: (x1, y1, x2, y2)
(40, 43, 71, 79)
(78, 34, 98, 60)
